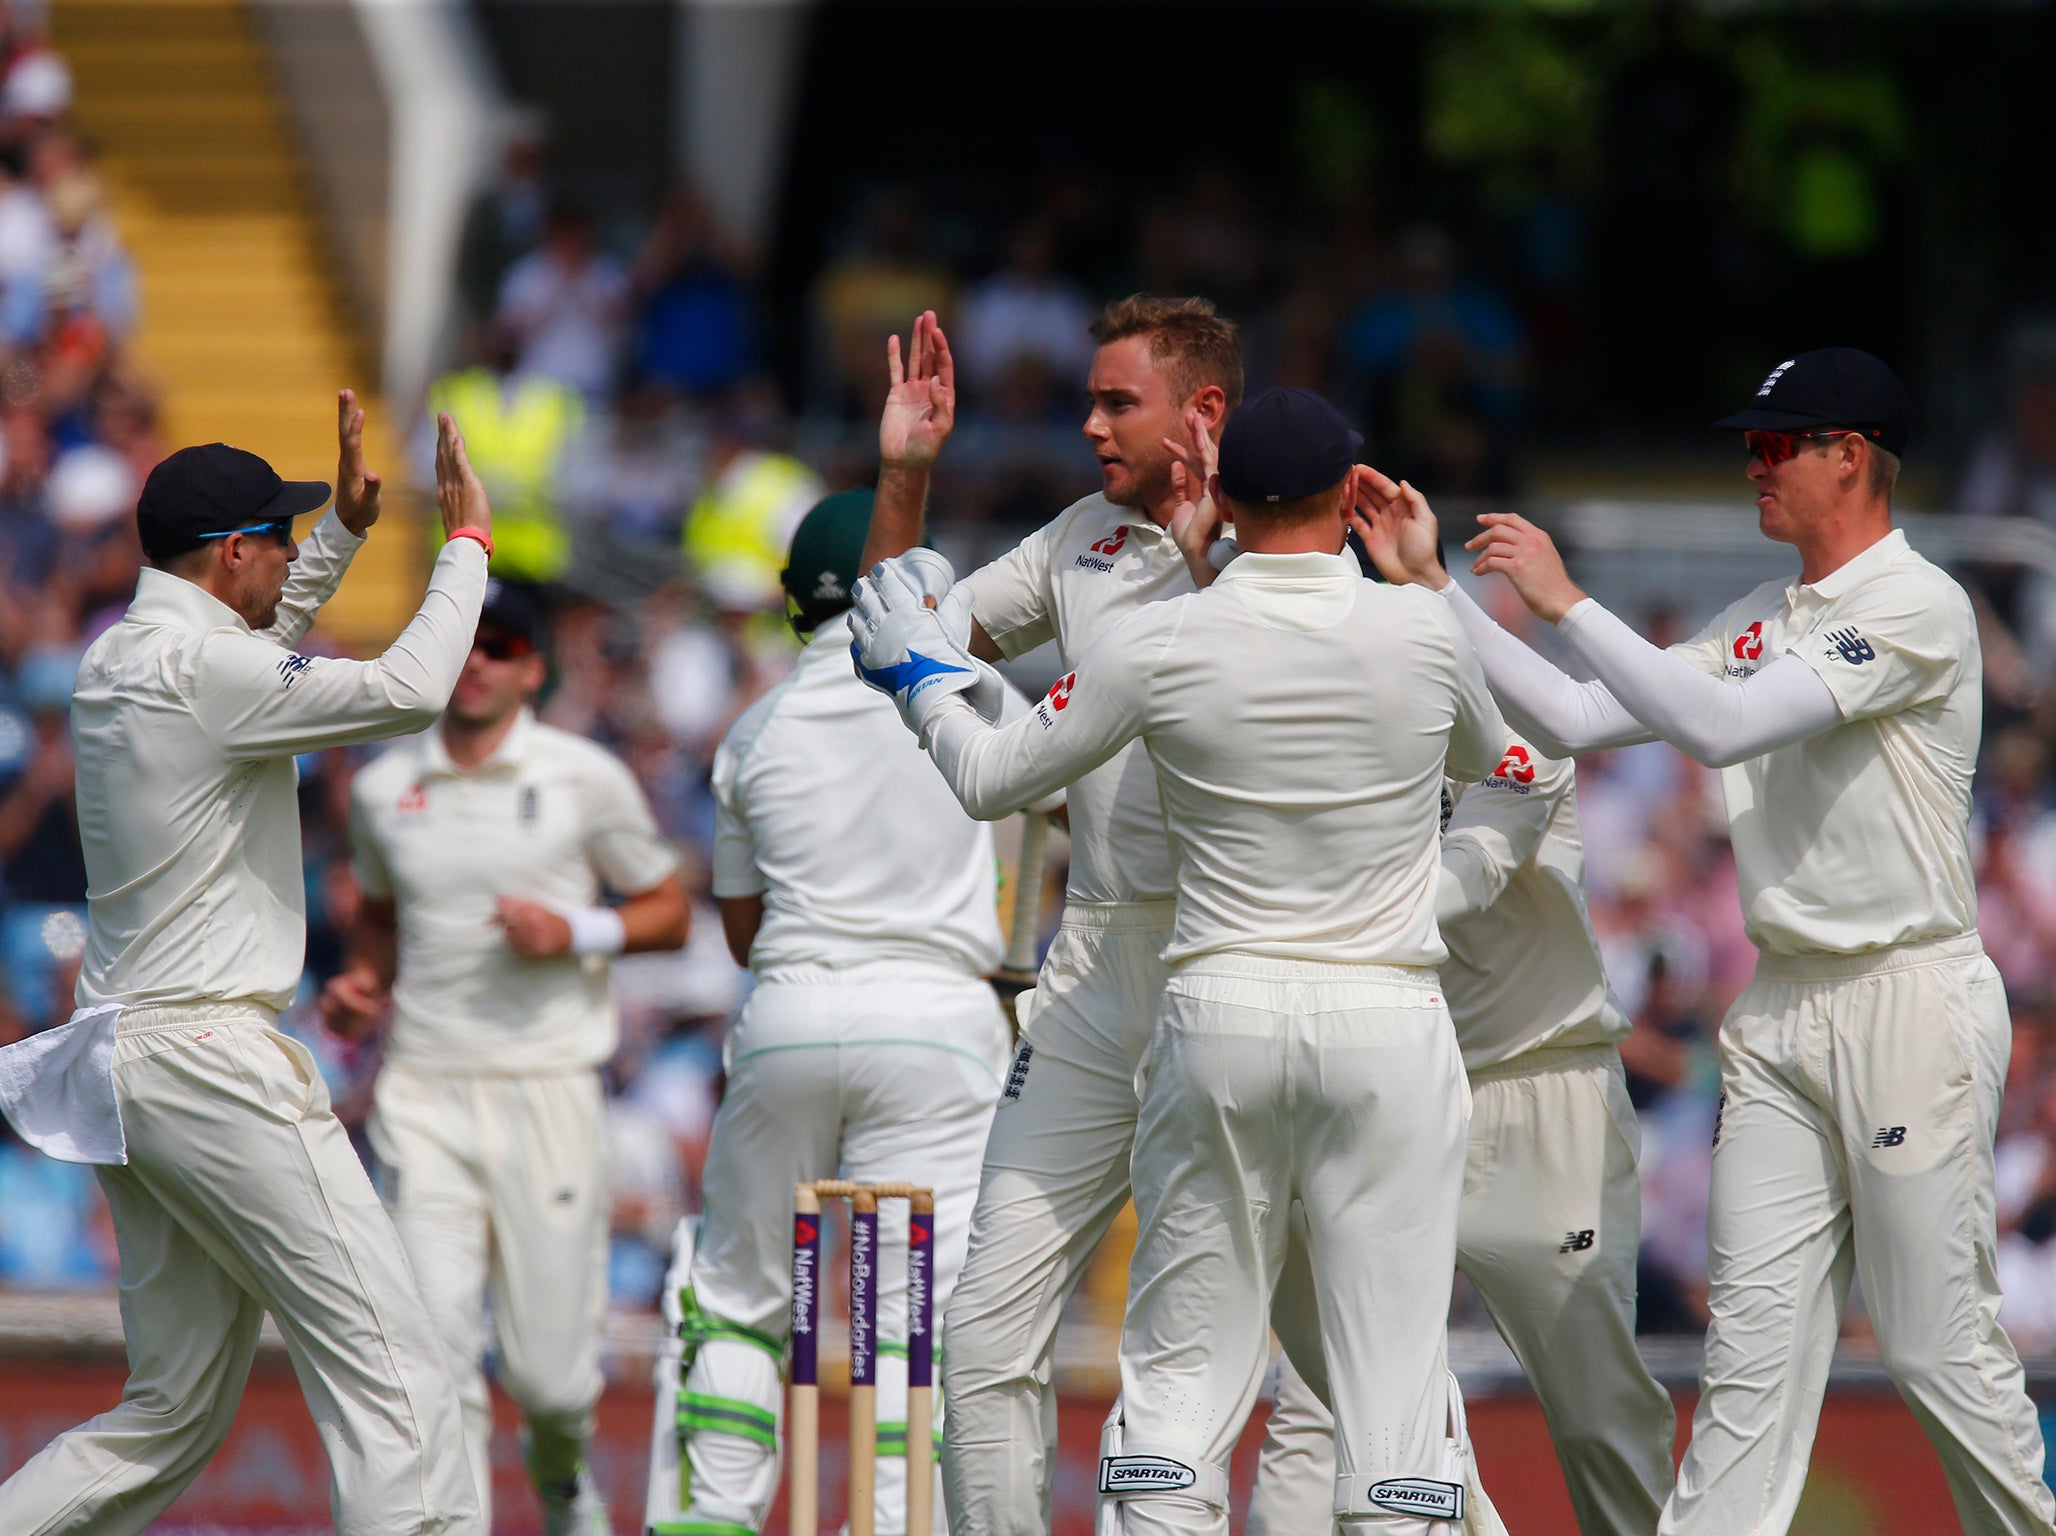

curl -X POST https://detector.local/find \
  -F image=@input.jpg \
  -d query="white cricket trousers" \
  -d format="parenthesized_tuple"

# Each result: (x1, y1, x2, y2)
(941, 900, 1173, 1535)
(1109, 955, 1469, 1536)
(662, 962, 1007, 1536)
(0, 1002, 481, 1536)
(1663, 934, 2055, 1536)
(1250, 1044, 1675, 1536)
(367, 1063, 610, 1525)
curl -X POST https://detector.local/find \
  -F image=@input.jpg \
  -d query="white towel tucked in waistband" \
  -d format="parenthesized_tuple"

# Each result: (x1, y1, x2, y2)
(0, 1003, 126, 1164)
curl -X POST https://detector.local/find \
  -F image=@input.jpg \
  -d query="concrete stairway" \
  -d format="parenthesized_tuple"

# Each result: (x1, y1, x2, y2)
(53, 0, 419, 644)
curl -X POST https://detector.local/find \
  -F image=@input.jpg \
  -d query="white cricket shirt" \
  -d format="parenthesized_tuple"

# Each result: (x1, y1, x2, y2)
(1439, 737, 1629, 1071)
(960, 495, 1190, 904)
(711, 616, 1003, 979)
(929, 551, 1507, 967)
(351, 708, 680, 1073)
(72, 517, 488, 1012)
(1665, 529, 1980, 956)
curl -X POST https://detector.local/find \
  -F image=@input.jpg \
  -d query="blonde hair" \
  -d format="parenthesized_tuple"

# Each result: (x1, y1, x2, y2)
(1089, 294, 1244, 412)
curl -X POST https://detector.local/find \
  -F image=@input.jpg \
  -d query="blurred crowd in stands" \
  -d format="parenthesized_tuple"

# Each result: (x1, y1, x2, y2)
(6, 15, 2056, 1375)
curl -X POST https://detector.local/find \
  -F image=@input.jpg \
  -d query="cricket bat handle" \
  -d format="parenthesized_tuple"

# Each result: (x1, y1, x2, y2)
(990, 810, 1049, 1001)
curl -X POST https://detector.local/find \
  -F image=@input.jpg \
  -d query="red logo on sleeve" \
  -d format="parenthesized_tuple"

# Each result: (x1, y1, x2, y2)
(1494, 745, 1535, 784)
(1090, 526, 1130, 557)
(1046, 673, 1077, 711)
(1733, 622, 1765, 661)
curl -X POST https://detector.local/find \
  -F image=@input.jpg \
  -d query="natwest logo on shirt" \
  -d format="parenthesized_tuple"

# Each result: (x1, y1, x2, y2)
(1487, 744, 1535, 790)
(1032, 672, 1077, 730)
(1075, 525, 1129, 572)
(1733, 622, 1765, 661)
(396, 783, 429, 816)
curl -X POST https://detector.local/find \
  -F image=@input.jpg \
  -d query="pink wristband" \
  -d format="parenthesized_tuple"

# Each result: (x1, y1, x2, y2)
(446, 527, 494, 558)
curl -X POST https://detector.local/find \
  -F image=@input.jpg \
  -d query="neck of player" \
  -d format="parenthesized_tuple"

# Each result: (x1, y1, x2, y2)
(1792, 501, 1894, 586)
(442, 706, 521, 770)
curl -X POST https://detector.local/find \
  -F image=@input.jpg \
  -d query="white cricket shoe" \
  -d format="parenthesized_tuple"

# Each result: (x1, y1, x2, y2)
(538, 1471, 612, 1536)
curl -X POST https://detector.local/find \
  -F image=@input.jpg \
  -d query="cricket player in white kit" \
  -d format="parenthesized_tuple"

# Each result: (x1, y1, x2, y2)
(867, 305, 1500, 1535)
(1248, 731, 1676, 1536)
(864, 300, 1229, 1533)
(324, 578, 689, 1535)
(1364, 348, 2056, 1536)
(856, 385, 1511, 1535)
(648, 490, 1013, 1536)
(0, 404, 494, 1536)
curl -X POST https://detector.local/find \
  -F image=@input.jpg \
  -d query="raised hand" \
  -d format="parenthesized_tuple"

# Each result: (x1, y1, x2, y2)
(335, 389, 383, 536)
(434, 411, 493, 541)
(849, 555, 991, 733)
(1349, 466, 1445, 588)
(1163, 409, 1226, 587)
(879, 310, 957, 470)
(1465, 511, 1585, 623)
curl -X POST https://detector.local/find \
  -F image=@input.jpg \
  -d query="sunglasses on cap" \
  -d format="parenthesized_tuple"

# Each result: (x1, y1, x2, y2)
(471, 631, 535, 661)
(195, 518, 294, 543)
(1743, 428, 1880, 466)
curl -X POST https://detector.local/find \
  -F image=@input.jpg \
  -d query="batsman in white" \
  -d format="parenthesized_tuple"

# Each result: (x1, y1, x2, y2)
(1247, 721, 1676, 1536)
(323, 577, 690, 1534)
(1367, 347, 2056, 1536)
(857, 385, 1511, 1536)
(0, 402, 492, 1536)
(646, 489, 1020, 1536)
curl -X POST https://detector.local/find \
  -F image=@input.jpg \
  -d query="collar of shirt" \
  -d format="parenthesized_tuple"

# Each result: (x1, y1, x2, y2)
(421, 705, 538, 779)
(1786, 526, 1910, 620)
(124, 566, 250, 636)
(1214, 549, 1355, 586)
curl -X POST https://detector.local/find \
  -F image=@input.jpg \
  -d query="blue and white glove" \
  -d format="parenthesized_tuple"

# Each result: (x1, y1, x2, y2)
(850, 554, 1000, 735)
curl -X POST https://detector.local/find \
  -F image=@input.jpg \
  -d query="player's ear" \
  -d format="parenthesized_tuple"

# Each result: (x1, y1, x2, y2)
(1189, 382, 1228, 429)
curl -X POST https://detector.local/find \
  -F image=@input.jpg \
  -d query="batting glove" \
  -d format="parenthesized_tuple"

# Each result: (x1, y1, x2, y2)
(850, 557, 1000, 734)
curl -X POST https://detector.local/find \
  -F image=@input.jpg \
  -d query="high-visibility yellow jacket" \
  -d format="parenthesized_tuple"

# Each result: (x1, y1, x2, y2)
(681, 449, 824, 608)
(426, 368, 584, 582)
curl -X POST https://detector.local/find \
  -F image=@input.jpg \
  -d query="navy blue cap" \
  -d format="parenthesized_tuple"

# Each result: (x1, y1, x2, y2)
(1714, 348, 1911, 457)
(478, 578, 545, 645)
(136, 443, 330, 562)
(1216, 387, 1363, 504)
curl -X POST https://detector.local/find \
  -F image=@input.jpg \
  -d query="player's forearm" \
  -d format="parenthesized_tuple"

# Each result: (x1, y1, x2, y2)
(1555, 600, 1842, 769)
(350, 902, 399, 989)
(617, 875, 691, 953)
(861, 463, 930, 573)
(1437, 838, 1519, 926)
(925, 695, 1123, 822)
(1437, 583, 1652, 754)
(259, 512, 363, 648)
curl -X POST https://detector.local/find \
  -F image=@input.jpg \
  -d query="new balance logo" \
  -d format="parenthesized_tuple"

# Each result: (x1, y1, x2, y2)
(277, 654, 314, 689)
(1825, 627, 1875, 665)
(1560, 1229, 1594, 1253)
(1873, 1126, 1907, 1148)
(1003, 1042, 1034, 1101)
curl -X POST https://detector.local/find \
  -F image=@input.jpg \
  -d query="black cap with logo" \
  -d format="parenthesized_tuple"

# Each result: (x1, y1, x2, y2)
(1216, 386, 1364, 504)
(478, 578, 545, 646)
(1713, 348, 1912, 458)
(136, 443, 331, 562)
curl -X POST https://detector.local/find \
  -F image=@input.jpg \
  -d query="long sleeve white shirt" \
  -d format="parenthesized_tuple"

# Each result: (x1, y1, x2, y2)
(1445, 530, 1982, 955)
(959, 495, 1194, 905)
(926, 550, 1507, 968)
(1436, 737, 1629, 1070)
(72, 517, 489, 1011)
